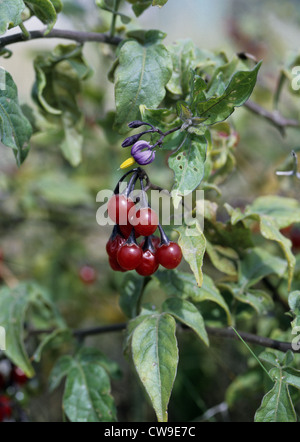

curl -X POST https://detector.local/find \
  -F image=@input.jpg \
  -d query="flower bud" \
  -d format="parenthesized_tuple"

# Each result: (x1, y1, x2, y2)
(128, 121, 147, 129)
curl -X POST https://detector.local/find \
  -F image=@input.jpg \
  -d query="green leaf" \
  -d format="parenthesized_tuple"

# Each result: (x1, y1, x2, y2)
(119, 273, 145, 319)
(32, 44, 91, 166)
(162, 298, 209, 346)
(177, 221, 206, 287)
(196, 62, 262, 125)
(255, 377, 296, 422)
(0, 283, 62, 378)
(0, 0, 24, 34)
(0, 70, 32, 166)
(126, 0, 152, 17)
(49, 355, 74, 392)
(131, 314, 178, 422)
(24, 0, 58, 33)
(244, 196, 300, 229)
(205, 240, 238, 276)
(166, 40, 196, 96)
(168, 134, 207, 196)
(50, 0, 62, 12)
(32, 329, 71, 363)
(289, 291, 300, 328)
(226, 203, 296, 289)
(155, 270, 231, 324)
(114, 38, 172, 133)
(50, 347, 117, 422)
(238, 247, 287, 289)
(152, 0, 168, 6)
(255, 366, 298, 422)
(227, 286, 274, 315)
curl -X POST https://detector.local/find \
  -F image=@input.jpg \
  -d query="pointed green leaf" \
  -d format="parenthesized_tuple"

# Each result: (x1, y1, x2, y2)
(25, 0, 58, 33)
(288, 291, 300, 328)
(132, 314, 178, 422)
(255, 368, 296, 422)
(114, 39, 172, 133)
(196, 62, 262, 125)
(205, 240, 238, 276)
(51, 348, 117, 422)
(168, 134, 207, 196)
(162, 298, 209, 346)
(226, 203, 296, 289)
(0, 70, 32, 166)
(177, 221, 206, 287)
(239, 247, 287, 290)
(152, 0, 168, 6)
(167, 39, 196, 96)
(0, 0, 24, 34)
(155, 270, 231, 324)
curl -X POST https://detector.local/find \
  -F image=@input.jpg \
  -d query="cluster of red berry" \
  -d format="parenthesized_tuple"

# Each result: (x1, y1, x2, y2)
(106, 169, 182, 276)
(0, 360, 28, 422)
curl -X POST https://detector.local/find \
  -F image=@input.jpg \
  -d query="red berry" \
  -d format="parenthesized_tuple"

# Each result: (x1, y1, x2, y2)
(12, 367, 28, 386)
(156, 242, 183, 270)
(0, 396, 12, 421)
(79, 266, 97, 285)
(106, 235, 126, 260)
(130, 208, 159, 237)
(136, 250, 159, 276)
(109, 257, 127, 272)
(119, 223, 133, 239)
(117, 244, 143, 271)
(107, 195, 135, 225)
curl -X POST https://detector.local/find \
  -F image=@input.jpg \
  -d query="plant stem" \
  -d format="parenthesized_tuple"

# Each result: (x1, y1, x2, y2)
(110, 0, 122, 38)
(19, 23, 30, 40)
(231, 327, 273, 380)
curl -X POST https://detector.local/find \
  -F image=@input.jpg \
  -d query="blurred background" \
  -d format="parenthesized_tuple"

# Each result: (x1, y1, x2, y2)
(0, 0, 300, 422)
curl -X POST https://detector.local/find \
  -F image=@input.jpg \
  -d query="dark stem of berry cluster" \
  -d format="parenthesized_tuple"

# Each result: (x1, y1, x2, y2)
(123, 121, 182, 149)
(158, 224, 170, 246)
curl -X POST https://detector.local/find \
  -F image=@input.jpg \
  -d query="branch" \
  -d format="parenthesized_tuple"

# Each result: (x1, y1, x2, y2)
(206, 327, 297, 354)
(244, 100, 300, 135)
(29, 323, 299, 353)
(0, 28, 122, 48)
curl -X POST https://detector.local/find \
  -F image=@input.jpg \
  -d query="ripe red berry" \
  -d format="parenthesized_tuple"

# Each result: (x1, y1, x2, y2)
(0, 396, 12, 422)
(117, 244, 143, 271)
(130, 208, 159, 237)
(79, 266, 97, 285)
(108, 257, 127, 272)
(107, 195, 135, 225)
(106, 235, 126, 260)
(136, 250, 159, 276)
(156, 242, 183, 270)
(11, 367, 28, 386)
(119, 224, 141, 240)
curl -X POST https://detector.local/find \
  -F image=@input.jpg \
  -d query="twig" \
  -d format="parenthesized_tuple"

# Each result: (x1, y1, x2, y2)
(244, 100, 300, 135)
(0, 28, 122, 48)
(206, 327, 297, 353)
(28, 323, 299, 353)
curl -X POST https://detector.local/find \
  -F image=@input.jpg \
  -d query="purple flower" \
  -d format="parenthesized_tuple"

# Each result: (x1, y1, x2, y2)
(131, 141, 156, 166)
